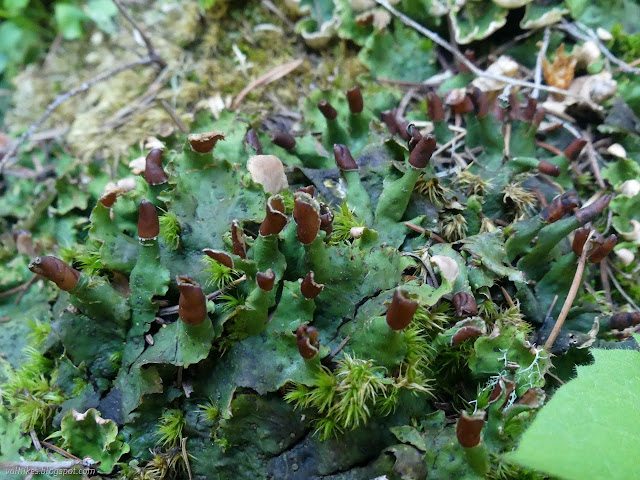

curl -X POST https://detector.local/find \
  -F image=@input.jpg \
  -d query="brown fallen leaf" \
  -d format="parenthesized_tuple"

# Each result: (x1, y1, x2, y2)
(232, 58, 304, 110)
(543, 44, 577, 93)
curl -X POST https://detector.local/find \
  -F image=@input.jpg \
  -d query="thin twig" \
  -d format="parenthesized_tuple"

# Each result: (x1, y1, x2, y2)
(600, 258, 613, 306)
(181, 437, 193, 480)
(159, 99, 189, 133)
(15, 275, 37, 305)
(40, 441, 79, 460)
(375, 0, 577, 98)
(584, 132, 606, 189)
(261, 0, 295, 29)
(557, 20, 640, 75)
(323, 335, 351, 363)
(0, 275, 36, 299)
(545, 295, 559, 321)
(544, 231, 594, 350)
(112, 0, 165, 68)
(532, 28, 551, 100)
(499, 286, 515, 308)
(0, 56, 155, 173)
(607, 266, 640, 311)
(546, 371, 565, 385)
(0, 458, 96, 472)
(231, 58, 303, 110)
(158, 275, 247, 316)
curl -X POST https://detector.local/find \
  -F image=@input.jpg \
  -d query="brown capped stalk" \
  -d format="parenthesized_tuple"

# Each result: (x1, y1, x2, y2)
(333, 144, 359, 171)
(259, 195, 288, 236)
(523, 97, 538, 122)
(177, 275, 207, 326)
(386, 288, 419, 330)
(537, 160, 560, 177)
(408, 134, 437, 169)
(532, 108, 546, 128)
(380, 108, 409, 139)
(540, 192, 579, 223)
(245, 128, 263, 154)
(488, 377, 516, 408)
(456, 411, 485, 448)
(318, 100, 338, 120)
(298, 185, 315, 196)
(588, 234, 617, 263)
(256, 269, 276, 292)
(231, 220, 247, 258)
(609, 312, 640, 330)
(293, 192, 321, 245)
(296, 324, 319, 359)
(444, 89, 473, 115)
(346, 86, 364, 114)
(188, 131, 225, 154)
(508, 91, 522, 121)
(301, 271, 324, 299)
(203, 249, 234, 269)
(29, 256, 80, 291)
(572, 228, 591, 256)
(575, 194, 612, 224)
(138, 200, 159, 240)
(467, 86, 489, 119)
(271, 132, 296, 151)
(564, 138, 588, 161)
(144, 149, 168, 185)
(452, 291, 477, 318)
(426, 90, 444, 122)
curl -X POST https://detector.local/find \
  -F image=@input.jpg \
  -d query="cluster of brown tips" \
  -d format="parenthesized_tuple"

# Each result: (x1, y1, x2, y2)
(572, 228, 617, 263)
(29, 256, 80, 291)
(177, 275, 207, 326)
(452, 291, 478, 318)
(296, 324, 319, 359)
(456, 411, 486, 448)
(386, 288, 419, 331)
(540, 192, 579, 223)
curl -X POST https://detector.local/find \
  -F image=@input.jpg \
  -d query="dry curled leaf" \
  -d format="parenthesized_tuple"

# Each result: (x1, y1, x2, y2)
(543, 44, 577, 92)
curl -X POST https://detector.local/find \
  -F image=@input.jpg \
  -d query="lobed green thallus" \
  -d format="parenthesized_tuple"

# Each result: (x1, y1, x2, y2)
(10, 86, 616, 479)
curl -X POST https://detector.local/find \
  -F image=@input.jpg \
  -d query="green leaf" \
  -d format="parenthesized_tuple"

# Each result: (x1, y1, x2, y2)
(54, 4, 88, 40)
(0, 409, 30, 461)
(566, 0, 640, 33)
(59, 408, 130, 473)
(86, 0, 119, 35)
(359, 19, 438, 82)
(508, 349, 640, 480)
(3, 0, 30, 15)
(451, 1, 507, 44)
(601, 156, 640, 186)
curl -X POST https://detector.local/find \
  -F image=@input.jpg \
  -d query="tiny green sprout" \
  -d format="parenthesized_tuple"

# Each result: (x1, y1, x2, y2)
(159, 210, 181, 250)
(56, 244, 77, 265)
(413, 303, 451, 332)
(198, 399, 220, 423)
(109, 350, 123, 371)
(312, 416, 343, 440)
(332, 201, 365, 242)
(455, 168, 491, 196)
(72, 378, 89, 397)
(26, 318, 50, 346)
(75, 243, 104, 276)
(156, 409, 186, 448)
(202, 256, 241, 289)
(279, 189, 296, 214)
(217, 293, 246, 314)
(375, 387, 399, 416)
(396, 325, 434, 394)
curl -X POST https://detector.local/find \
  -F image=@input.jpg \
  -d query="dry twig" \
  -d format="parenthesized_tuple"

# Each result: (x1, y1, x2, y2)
(231, 59, 303, 110)
(532, 28, 551, 100)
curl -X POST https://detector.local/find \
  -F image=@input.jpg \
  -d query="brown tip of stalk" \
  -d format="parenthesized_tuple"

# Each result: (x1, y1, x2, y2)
(407, 124, 423, 152)
(260, 195, 288, 236)
(538, 160, 561, 177)
(386, 288, 419, 331)
(456, 411, 485, 448)
(572, 228, 591, 256)
(346, 86, 364, 114)
(293, 192, 321, 245)
(467, 86, 489, 119)
(588, 234, 617, 263)
(231, 220, 247, 258)
(575, 194, 612, 224)
(523, 97, 538, 122)
(301, 271, 324, 299)
(138, 200, 159, 240)
(408, 134, 437, 169)
(297, 185, 315, 196)
(609, 312, 640, 330)
(271, 132, 296, 151)
(29, 256, 80, 291)
(540, 192, 579, 223)
(256, 269, 276, 292)
(445, 89, 474, 114)
(380, 108, 402, 136)
(452, 291, 477, 318)
(532, 107, 546, 128)
(296, 324, 319, 359)
(319, 203, 334, 236)
(245, 128, 263, 154)
(508, 91, 521, 121)
(177, 275, 207, 326)
(451, 325, 484, 346)
(488, 377, 516, 408)
(564, 138, 588, 161)
(144, 149, 168, 185)
(333, 144, 359, 171)
(515, 388, 545, 407)
(188, 131, 225, 154)
(426, 91, 445, 122)
(318, 100, 338, 120)
(203, 249, 234, 269)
